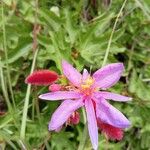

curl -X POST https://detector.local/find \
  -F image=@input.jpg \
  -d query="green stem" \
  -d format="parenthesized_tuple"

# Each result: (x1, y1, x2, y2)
(77, 124, 88, 150)
(20, 0, 39, 140)
(82, 107, 87, 124)
(77, 108, 88, 150)
(2, 1, 16, 109)
(0, 65, 19, 130)
(32, 96, 35, 120)
(20, 49, 39, 140)
(102, 0, 128, 67)
(135, 0, 150, 19)
(0, 65, 11, 111)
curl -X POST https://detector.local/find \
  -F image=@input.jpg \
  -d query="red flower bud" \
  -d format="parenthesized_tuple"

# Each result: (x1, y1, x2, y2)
(25, 70, 58, 86)
(97, 120, 123, 141)
(67, 111, 80, 125)
(49, 83, 62, 92)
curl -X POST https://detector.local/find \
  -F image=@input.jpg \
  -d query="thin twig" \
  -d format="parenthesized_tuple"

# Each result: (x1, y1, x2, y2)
(102, 0, 128, 66)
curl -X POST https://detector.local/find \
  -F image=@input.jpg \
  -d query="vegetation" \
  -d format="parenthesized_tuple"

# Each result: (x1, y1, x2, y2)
(0, 0, 150, 149)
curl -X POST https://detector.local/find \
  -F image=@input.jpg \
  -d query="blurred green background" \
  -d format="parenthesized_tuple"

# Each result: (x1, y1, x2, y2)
(0, 0, 150, 149)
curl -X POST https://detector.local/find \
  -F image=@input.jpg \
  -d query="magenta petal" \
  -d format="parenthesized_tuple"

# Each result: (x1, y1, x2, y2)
(93, 63, 124, 89)
(55, 126, 63, 132)
(94, 91, 132, 102)
(39, 91, 81, 101)
(62, 60, 82, 87)
(95, 97, 131, 128)
(49, 99, 83, 130)
(85, 99, 98, 150)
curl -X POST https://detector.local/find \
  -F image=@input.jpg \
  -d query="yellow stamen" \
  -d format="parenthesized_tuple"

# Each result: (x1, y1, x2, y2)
(81, 77, 94, 89)
(86, 77, 94, 85)
(80, 77, 95, 96)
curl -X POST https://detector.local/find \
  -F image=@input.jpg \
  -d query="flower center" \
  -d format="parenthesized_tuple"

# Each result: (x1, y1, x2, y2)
(81, 77, 94, 88)
(80, 77, 95, 96)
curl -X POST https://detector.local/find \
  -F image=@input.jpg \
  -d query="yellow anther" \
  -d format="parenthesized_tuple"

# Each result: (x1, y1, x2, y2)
(85, 77, 94, 85)
(80, 77, 95, 96)
(81, 84, 90, 89)
(81, 77, 94, 90)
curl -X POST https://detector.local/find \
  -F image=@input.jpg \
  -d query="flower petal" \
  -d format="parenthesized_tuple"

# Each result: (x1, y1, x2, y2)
(94, 91, 132, 102)
(55, 126, 63, 132)
(39, 91, 81, 101)
(93, 63, 124, 89)
(85, 99, 98, 150)
(62, 60, 82, 87)
(82, 69, 89, 81)
(95, 97, 131, 128)
(49, 99, 83, 130)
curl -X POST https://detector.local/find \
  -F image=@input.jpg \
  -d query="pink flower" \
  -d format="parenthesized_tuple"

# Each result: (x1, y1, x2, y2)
(39, 60, 132, 150)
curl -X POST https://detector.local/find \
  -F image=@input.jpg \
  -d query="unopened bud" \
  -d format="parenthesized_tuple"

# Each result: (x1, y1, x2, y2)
(49, 83, 61, 92)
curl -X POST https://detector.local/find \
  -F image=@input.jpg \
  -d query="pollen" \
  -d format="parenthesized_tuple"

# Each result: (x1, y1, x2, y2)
(80, 77, 95, 96)
(81, 77, 94, 89)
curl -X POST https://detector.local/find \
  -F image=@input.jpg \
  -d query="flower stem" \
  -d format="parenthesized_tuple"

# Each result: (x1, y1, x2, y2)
(82, 107, 87, 124)
(2, 1, 16, 109)
(102, 0, 128, 67)
(78, 123, 88, 150)
(0, 65, 11, 111)
(20, 48, 39, 140)
(20, 0, 39, 140)
(78, 108, 88, 150)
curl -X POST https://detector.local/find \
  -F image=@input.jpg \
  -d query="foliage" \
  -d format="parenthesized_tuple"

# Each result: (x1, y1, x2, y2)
(0, 0, 150, 149)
